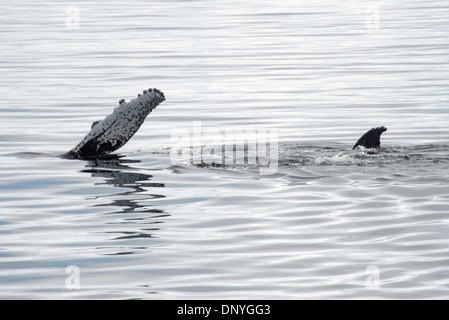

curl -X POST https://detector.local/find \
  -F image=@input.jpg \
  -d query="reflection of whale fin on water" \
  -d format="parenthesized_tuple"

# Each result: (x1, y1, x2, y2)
(63, 88, 165, 159)
(353, 126, 387, 150)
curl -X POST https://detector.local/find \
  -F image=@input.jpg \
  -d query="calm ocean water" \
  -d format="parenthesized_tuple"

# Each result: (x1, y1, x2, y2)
(1, 0, 449, 299)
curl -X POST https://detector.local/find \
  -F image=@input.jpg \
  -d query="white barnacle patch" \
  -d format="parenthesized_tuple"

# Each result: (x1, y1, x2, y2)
(70, 88, 165, 158)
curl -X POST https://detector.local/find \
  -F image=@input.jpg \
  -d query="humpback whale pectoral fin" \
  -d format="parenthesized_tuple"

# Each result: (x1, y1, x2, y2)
(64, 87, 165, 159)
(353, 126, 387, 150)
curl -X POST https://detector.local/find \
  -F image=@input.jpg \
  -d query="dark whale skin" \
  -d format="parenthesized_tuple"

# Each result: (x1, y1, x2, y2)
(353, 126, 387, 150)
(63, 88, 165, 159)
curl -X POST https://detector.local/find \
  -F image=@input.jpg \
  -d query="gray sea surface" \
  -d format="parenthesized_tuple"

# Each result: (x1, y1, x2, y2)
(1, 0, 449, 299)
